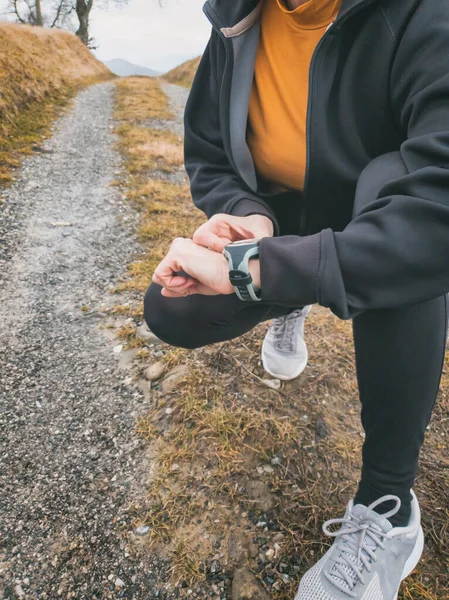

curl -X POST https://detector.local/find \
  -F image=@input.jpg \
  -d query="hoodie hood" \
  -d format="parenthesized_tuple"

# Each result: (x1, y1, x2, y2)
(204, 0, 375, 36)
(204, 0, 260, 30)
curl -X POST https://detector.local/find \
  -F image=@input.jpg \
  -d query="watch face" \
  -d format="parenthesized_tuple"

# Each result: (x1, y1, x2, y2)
(227, 238, 261, 246)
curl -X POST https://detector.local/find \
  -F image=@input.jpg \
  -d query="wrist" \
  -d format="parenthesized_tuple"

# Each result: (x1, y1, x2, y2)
(222, 239, 262, 301)
(248, 259, 261, 290)
(249, 214, 274, 238)
(220, 253, 235, 295)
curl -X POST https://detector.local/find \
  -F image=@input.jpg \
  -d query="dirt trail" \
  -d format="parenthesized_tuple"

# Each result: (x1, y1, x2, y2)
(0, 81, 184, 599)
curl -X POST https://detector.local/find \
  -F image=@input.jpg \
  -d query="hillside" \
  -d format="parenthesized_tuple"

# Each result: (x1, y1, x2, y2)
(163, 56, 200, 88)
(0, 23, 112, 183)
(105, 58, 160, 77)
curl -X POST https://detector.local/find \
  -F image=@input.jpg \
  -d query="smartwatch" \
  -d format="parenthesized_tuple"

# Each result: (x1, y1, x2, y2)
(223, 238, 261, 302)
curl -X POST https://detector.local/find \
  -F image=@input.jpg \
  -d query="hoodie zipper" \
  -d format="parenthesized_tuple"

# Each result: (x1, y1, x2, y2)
(301, 0, 377, 234)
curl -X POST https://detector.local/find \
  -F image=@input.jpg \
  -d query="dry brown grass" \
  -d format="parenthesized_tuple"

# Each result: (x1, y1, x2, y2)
(114, 77, 449, 599)
(0, 23, 112, 184)
(163, 56, 201, 88)
(113, 77, 203, 299)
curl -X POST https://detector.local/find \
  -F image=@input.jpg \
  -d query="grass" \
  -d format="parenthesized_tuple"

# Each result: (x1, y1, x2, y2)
(113, 76, 449, 599)
(113, 77, 203, 300)
(0, 23, 112, 186)
(163, 57, 201, 89)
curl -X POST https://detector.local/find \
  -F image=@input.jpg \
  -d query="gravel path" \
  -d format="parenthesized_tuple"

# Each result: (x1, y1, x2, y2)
(160, 83, 190, 137)
(0, 82, 177, 600)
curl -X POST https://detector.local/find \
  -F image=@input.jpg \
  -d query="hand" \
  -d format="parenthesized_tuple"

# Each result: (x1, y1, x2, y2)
(193, 214, 274, 252)
(153, 238, 234, 298)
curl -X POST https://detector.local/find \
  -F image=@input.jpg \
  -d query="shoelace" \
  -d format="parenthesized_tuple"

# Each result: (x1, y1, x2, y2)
(270, 309, 304, 353)
(322, 495, 401, 597)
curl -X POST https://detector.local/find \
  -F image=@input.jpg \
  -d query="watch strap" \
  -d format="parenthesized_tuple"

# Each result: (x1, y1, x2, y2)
(223, 245, 261, 302)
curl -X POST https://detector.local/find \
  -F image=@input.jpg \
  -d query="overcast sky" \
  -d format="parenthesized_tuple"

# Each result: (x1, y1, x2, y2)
(0, 0, 211, 73)
(91, 0, 210, 72)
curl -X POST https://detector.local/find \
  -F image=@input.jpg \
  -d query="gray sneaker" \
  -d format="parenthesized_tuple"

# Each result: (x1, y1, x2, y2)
(295, 493, 424, 600)
(261, 306, 311, 381)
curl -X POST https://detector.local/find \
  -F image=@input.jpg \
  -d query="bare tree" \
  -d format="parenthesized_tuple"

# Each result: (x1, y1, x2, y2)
(10, 0, 42, 25)
(74, 0, 92, 45)
(8, 0, 74, 28)
(7, 0, 163, 49)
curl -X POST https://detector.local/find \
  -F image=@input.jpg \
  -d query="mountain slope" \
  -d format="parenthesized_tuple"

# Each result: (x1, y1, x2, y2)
(105, 59, 160, 77)
(164, 56, 201, 88)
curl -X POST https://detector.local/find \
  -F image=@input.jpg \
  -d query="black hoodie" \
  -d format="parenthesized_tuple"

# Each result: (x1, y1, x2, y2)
(184, 0, 449, 319)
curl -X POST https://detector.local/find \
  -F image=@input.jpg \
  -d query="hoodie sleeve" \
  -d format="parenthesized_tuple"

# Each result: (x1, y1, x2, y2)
(259, 2, 449, 318)
(184, 32, 280, 234)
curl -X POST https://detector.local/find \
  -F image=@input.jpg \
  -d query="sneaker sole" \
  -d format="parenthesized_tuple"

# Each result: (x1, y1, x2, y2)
(261, 340, 308, 381)
(393, 526, 425, 600)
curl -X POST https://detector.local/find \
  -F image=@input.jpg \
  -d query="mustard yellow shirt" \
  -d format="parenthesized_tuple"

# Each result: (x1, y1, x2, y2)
(247, 0, 342, 190)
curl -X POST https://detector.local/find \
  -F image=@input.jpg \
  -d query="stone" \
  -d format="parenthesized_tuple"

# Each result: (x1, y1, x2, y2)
(136, 324, 162, 345)
(227, 531, 248, 566)
(115, 577, 124, 587)
(145, 362, 165, 382)
(245, 480, 275, 512)
(232, 568, 269, 600)
(315, 416, 330, 441)
(14, 585, 25, 598)
(113, 344, 123, 354)
(134, 525, 150, 536)
(161, 365, 189, 393)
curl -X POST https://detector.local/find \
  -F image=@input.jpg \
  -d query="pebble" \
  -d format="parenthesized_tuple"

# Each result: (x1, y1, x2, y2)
(135, 525, 151, 536)
(136, 324, 161, 345)
(113, 344, 123, 354)
(115, 577, 124, 588)
(145, 361, 166, 381)
(161, 365, 189, 393)
(231, 568, 270, 600)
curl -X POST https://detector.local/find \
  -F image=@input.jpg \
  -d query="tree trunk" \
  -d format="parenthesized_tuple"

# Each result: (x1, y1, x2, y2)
(75, 0, 93, 46)
(35, 0, 43, 26)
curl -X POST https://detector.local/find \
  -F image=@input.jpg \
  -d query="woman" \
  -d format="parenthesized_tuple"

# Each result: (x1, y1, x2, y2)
(144, 0, 449, 597)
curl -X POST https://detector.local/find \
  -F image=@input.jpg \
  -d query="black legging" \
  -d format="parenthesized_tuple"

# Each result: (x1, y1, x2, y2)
(144, 153, 448, 526)
(144, 284, 446, 526)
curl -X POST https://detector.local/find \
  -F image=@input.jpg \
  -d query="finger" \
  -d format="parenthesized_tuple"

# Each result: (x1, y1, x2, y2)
(153, 271, 187, 288)
(153, 258, 186, 288)
(161, 282, 220, 297)
(161, 287, 196, 298)
(162, 278, 197, 294)
(193, 228, 231, 252)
